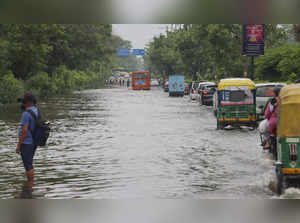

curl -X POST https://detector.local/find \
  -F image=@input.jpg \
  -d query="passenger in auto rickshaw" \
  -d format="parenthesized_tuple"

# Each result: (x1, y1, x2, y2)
(263, 87, 281, 150)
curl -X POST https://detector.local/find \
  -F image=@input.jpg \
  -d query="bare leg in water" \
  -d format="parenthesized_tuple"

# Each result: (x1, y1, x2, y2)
(26, 169, 34, 183)
(18, 171, 34, 199)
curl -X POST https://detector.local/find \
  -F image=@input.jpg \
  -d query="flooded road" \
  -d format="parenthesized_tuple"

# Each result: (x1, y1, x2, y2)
(0, 87, 279, 198)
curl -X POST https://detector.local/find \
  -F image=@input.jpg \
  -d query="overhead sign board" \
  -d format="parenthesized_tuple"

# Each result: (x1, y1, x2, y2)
(242, 24, 265, 56)
(132, 49, 145, 56)
(117, 48, 131, 56)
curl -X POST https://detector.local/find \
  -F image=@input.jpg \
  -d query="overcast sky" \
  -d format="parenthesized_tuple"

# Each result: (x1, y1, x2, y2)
(112, 24, 167, 49)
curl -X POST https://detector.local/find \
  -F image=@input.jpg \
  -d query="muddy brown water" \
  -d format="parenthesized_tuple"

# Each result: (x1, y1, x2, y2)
(0, 87, 284, 198)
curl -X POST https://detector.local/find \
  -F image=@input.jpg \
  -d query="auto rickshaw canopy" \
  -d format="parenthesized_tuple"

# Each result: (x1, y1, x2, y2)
(278, 84, 300, 137)
(217, 78, 256, 90)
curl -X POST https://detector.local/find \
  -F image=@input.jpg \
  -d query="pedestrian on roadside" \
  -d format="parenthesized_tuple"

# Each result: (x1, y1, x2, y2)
(16, 93, 39, 185)
(127, 79, 130, 87)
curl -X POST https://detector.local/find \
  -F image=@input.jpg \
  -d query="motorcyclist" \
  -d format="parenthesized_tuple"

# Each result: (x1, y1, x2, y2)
(263, 87, 281, 149)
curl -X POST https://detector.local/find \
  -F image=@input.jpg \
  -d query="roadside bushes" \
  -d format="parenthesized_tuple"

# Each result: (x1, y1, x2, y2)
(23, 66, 104, 98)
(0, 72, 24, 104)
(25, 72, 57, 97)
(52, 66, 76, 94)
(22, 65, 105, 99)
(52, 66, 103, 93)
(255, 45, 300, 82)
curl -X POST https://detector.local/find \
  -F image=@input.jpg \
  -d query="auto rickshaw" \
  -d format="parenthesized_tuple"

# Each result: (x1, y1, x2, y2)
(214, 78, 257, 129)
(276, 84, 300, 195)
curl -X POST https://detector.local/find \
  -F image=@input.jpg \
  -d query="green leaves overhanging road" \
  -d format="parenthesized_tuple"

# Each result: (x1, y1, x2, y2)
(144, 24, 300, 82)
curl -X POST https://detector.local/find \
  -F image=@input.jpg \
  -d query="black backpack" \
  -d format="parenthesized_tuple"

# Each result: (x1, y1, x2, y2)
(26, 109, 50, 147)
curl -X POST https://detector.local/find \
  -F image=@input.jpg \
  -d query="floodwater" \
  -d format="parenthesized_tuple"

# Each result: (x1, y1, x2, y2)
(0, 87, 295, 198)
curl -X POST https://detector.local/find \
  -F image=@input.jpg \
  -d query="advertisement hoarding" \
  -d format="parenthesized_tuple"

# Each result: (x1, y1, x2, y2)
(242, 24, 265, 56)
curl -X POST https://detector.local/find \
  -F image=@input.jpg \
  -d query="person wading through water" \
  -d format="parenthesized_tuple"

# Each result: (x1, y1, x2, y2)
(16, 93, 39, 185)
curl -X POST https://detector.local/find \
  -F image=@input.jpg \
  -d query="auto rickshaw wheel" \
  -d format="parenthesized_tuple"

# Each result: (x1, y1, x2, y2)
(217, 120, 221, 130)
(201, 97, 205, 105)
(270, 136, 277, 159)
(217, 120, 224, 130)
(277, 175, 288, 196)
(277, 174, 283, 195)
(249, 124, 256, 131)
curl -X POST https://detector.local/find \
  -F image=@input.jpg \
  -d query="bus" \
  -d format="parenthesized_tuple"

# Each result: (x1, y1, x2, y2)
(131, 71, 151, 90)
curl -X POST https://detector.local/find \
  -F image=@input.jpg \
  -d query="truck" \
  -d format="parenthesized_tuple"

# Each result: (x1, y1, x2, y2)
(168, 75, 185, 97)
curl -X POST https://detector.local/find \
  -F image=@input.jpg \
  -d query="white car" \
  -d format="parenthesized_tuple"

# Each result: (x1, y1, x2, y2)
(256, 83, 286, 120)
(196, 82, 216, 103)
(151, 79, 160, 86)
(190, 81, 200, 100)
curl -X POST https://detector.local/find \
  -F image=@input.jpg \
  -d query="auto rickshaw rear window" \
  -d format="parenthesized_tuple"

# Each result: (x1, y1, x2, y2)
(229, 90, 246, 102)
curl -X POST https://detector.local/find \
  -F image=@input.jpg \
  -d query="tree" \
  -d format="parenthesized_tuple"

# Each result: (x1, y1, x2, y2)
(111, 35, 144, 72)
(146, 24, 289, 81)
(294, 24, 300, 42)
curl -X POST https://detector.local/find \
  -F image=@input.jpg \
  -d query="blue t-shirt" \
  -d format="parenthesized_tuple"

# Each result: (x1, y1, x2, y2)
(18, 106, 38, 145)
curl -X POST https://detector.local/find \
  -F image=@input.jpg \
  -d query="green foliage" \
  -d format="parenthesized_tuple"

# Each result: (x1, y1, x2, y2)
(255, 45, 300, 81)
(0, 40, 11, 75)
(294, 25, 300, 42)
(0, 24, 124, 104)
(25, 72, 57, 97)
(288, 73, 297, 83)
(52, 66, 76, 93)
(146, 24, 290, 81)
(111, 35, 144, 72)
(0, 72, 24, 104)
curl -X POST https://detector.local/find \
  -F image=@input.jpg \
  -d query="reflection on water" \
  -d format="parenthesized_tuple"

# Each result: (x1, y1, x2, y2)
(0, 88, 277, 198)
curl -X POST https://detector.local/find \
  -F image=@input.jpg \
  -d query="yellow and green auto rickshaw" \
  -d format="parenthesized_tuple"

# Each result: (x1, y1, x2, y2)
(276, 84, 300, 195)
(214, 78, 257, 129)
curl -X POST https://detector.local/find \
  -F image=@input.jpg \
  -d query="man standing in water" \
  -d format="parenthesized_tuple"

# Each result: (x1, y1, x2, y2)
(16, 93, 38, 185)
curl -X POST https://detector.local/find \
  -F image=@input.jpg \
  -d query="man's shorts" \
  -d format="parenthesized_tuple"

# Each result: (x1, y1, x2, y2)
(21, 144, 37, 171)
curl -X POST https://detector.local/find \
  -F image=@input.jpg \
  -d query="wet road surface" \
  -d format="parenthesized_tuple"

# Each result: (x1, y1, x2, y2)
(0, 87, 287, 198)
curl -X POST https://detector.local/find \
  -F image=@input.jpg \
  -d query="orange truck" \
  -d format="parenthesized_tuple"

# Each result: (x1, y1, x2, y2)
(131, 71, 151, 90)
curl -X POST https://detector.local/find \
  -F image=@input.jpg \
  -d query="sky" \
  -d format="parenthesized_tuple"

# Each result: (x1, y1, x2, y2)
(112, 24, 167, 49)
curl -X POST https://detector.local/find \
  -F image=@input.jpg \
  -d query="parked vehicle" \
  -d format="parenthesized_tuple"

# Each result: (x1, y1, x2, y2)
(190, 81, 200, 100)
(256, 83, 286, 120)
(132, 71, 151, 90)
(184, 82, 190, 95)
(197, 82, 215, 104)
(151, 79, 160, 86)
(276, 84, 300, 195)
(214, 78, 257, 129)
(168, 75, 185, 97)
(164, 81, 169, 92)
(199, 83, 217, 105)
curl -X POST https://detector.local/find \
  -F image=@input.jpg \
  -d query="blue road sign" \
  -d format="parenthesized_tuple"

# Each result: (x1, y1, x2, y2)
(132, 49, 145, 56)
(117, 48, 131, 56)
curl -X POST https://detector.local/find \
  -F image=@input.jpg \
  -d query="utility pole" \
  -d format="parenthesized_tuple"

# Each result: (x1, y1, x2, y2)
(250, 56, 255, 80)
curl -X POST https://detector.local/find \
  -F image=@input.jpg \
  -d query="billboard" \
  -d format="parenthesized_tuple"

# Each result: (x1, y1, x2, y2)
(242, 24, 265, 56)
